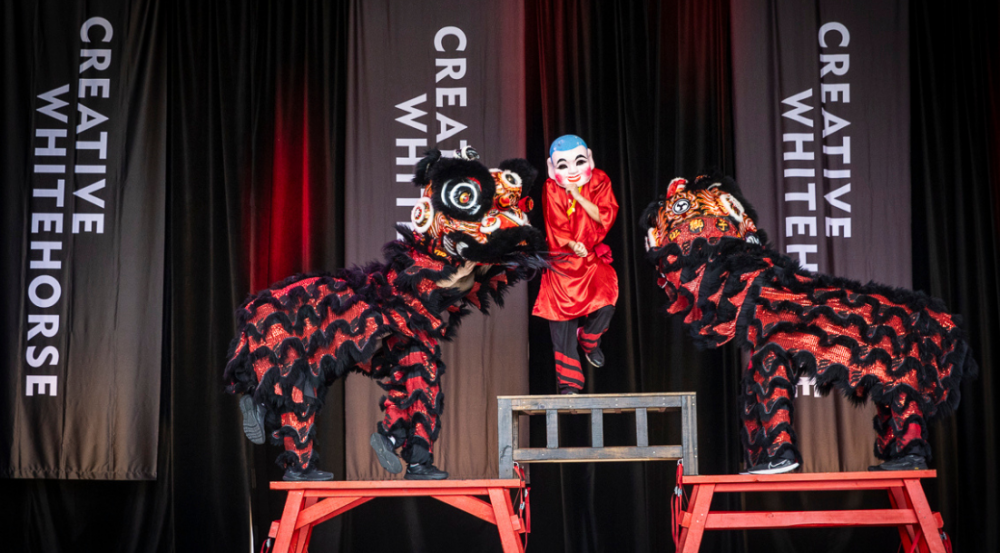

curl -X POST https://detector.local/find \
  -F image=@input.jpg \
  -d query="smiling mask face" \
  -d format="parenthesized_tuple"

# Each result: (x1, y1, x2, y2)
(547, 140, 595, 189)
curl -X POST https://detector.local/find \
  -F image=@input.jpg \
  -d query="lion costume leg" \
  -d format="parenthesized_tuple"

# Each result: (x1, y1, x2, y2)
(741, 347, 799, 468)
(874, 390, 931, 461)
(376, 335, 444, 467)
(268, 377, 333, 480)
(278, 410, 316, 469)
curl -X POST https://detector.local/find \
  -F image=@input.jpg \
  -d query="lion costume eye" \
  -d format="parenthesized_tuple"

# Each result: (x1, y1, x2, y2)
(442, 178, 482, 214)
(410, 196, 434, 233)
(717, 193, 745, 223)
(501, 170, 522, 188)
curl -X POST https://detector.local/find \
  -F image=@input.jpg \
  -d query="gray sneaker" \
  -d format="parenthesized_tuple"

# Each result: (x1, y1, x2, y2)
(240, 394, 266, 445)
(747, 457, 800, 475)
(370, 432, 403, 474)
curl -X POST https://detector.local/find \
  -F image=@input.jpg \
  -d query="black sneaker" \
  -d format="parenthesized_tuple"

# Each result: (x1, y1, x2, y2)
(584, 347, 605, 368)
(282, 465, 334, 481)
(240, 394, 266, 445)
(868, 454, 928, 471)
(748, 456, 800, 475)
(370, 432, 403, 474)
(404, 463, 449, 480)
(559, 387, 581, 395)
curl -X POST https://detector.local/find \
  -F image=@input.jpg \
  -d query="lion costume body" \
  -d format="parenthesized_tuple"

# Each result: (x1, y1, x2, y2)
(225, 147, 543, 478)
(641, 175, 975, 470)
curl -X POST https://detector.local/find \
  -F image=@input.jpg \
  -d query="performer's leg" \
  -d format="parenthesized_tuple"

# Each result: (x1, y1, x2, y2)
(740, 370, 767, 469)
(577, 305, 614, 367)
(398, 372, 443, 478)
(550, 319, 585, 393)
(741, 348, 799, 472)
(397, 353, 442, 466)
(872, 389, 931, 465)
(274, 383, 333, 480)
(370, 337, 411, 473)
(278, 411, 316, 469)
(374, 336, 447, 478)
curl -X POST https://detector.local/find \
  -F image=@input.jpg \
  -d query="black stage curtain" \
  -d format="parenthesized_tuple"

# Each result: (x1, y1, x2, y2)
(522, 1, 743, 552)
(910, 1, 1000, 551)
(1, 1, 998, 552)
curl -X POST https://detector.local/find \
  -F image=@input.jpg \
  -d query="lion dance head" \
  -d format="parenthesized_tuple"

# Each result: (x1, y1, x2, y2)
(408, 146, 546, 270)
(640, 173, 766, 252)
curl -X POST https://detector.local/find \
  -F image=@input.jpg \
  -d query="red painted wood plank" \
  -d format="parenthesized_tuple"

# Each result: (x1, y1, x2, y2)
(677, 480, 702, 549)
(272, 490, 305, 553)
(272, 479, 521, 490)
(680, 483, 715, 553)
(304, 497, 374, 530)
(703, 509, 918, 529)
(293, 525, 309, 553)
(713, 479, 905, 492)
(682, 470, 936, 484)
(294, 497, 318, 553)
(489, 488, 524, 553)
(888, 486, 923, 553)
(294, 497, 367, 529)
(302, 487, 495, 498)
(270, 481, 530, 553)
(903, 479, 947, 553)
(432, 495, 497, 525)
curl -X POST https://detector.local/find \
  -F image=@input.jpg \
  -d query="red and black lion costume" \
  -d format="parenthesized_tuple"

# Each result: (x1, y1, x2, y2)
(641, 174, 975, 472)
(224, 147, 543, 480)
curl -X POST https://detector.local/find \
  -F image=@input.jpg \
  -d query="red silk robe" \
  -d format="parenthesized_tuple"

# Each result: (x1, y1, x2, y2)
(532, 169, 619, 321)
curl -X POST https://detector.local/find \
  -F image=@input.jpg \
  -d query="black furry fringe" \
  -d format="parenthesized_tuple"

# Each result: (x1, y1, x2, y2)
(648, 236, 976, 428)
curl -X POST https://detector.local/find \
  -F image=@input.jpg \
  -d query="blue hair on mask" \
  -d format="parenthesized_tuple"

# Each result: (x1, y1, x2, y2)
(549, 135, 588, 158)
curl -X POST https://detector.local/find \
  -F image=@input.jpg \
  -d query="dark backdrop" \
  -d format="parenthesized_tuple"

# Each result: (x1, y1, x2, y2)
(1, 0, 997, 552)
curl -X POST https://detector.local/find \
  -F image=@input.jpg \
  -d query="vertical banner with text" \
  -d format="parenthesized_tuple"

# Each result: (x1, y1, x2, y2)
(1, 0, 165, 479)
(731, 0, 910, 471)
(345, 0, 527, 479)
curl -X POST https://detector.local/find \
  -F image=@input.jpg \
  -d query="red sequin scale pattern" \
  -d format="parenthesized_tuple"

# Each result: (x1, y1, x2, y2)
(225, 244, 477, 470)
(646, 179, 972, 467)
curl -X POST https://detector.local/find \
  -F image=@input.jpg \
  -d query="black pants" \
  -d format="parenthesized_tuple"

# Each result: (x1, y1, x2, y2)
(548, 305, 614, 392)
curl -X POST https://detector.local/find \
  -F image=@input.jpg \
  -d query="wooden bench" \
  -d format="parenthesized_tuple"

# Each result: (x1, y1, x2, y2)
(497, 393, 699, 478)
(266, 480, 526, 553)
(675, 470, 949, 553)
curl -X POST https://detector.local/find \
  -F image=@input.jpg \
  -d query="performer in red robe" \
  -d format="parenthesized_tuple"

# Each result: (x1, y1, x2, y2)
(533, 135, 619, 393)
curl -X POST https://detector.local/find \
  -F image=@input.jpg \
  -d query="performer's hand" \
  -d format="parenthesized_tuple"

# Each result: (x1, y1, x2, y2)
(566, 184, 602, 224)
(569, 241, 588, 257)
(455, 260, 477, 276)
(435, 261, 477, 289)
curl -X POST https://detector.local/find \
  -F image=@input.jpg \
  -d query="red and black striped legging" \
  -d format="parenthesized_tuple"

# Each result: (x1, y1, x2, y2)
(548, 305, 614, 393)
(372, 334, 443, 465)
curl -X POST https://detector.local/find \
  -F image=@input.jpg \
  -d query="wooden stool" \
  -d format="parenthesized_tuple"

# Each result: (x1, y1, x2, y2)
(266, 480, 526, 553)
(676, 470, 948, 553)
(497, 393, 699, 478)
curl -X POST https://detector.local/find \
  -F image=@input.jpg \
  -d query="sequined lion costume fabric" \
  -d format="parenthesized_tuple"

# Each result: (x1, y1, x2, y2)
(225, 147, 544, 478)
(641, 174, 975, 470)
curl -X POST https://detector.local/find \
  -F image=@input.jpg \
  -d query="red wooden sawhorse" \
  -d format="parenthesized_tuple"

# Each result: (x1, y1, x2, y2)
(676, 470, 948, 553)
(267, 479, 526, 553)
